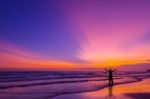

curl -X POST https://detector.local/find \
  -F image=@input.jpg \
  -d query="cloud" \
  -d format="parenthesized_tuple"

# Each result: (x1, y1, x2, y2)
(0, 40, 78, 70)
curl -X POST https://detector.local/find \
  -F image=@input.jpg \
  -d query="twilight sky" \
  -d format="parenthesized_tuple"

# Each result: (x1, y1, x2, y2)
(0, 0, 150, 70)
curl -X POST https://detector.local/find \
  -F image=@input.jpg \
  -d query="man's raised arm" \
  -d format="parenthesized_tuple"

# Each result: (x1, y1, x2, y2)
(105, 69, 109, 72)
(112, 69, 117, 72)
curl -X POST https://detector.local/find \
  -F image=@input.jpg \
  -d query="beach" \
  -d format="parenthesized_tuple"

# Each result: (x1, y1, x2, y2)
(51, 78, 150, 99)
(0, 71, 149, 99)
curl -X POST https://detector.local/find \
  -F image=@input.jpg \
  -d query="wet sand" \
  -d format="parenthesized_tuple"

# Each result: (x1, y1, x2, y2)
(51, 78, 150, 99)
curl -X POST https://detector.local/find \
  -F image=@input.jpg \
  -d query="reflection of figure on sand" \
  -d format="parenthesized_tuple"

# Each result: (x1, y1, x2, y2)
(105, 86, 115, 99)
(105, 69, 117, 86)
(109, 86, 113, 97)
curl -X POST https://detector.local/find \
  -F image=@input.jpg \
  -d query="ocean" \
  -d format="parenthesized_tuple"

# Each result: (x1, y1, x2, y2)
(0, 71, 149, 99)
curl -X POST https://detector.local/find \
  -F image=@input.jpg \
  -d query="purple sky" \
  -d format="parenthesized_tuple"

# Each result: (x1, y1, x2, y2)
(0, 0, 150, 70)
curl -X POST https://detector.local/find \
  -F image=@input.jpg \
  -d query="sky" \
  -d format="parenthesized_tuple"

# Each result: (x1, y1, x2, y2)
(0, 0, 150, 71)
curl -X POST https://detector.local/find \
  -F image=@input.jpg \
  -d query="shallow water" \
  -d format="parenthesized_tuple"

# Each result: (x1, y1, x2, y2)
(51, 78, 150, 99)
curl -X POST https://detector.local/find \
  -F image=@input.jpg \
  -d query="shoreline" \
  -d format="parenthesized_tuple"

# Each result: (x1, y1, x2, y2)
(0, 72, 149, 99)
(51, 77, 150, 99)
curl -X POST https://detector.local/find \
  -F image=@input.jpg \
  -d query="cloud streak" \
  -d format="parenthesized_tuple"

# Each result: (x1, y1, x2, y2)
(0, 40, 77, 70)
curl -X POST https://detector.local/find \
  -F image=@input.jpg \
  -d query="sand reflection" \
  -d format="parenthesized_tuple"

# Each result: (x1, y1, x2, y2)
(108, 86, 113, 97)
(51, 78, 150, 99)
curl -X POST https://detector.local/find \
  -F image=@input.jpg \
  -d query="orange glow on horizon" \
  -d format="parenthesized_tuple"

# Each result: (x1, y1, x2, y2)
(0, 39, 150, 70)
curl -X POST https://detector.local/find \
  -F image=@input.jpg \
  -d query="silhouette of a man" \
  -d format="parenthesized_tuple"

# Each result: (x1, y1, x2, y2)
(105, 69, 117, 86)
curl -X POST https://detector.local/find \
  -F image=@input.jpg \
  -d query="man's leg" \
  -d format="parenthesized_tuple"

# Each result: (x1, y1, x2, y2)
(111, 79, 113, 86)
(109, 80, 111, 86)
